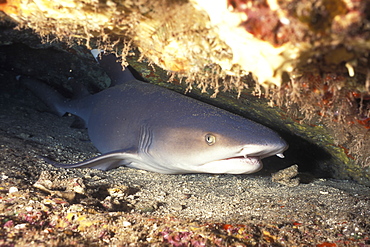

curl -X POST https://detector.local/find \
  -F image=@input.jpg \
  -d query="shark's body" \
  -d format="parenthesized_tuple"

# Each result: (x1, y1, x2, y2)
(21, 53, 288, 174)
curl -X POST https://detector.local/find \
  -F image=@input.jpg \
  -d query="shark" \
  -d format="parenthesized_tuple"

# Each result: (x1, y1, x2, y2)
(20, 51, 288, 174)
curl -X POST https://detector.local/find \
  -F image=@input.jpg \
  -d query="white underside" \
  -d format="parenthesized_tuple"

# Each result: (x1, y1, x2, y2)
(127, 155, 264, 174)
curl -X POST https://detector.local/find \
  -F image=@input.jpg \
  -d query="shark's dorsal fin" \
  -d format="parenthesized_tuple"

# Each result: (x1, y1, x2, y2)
(91, 49, 136, 86)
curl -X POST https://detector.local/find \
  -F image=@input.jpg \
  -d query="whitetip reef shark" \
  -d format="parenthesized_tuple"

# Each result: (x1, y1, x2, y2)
(20, 50, 288, 174)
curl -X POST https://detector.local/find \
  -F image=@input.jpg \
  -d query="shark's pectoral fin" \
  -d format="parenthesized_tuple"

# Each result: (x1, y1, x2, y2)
(44, 151, 141, 171)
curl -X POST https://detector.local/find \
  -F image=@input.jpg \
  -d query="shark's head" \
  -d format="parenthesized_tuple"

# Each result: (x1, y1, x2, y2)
(139, 112, 288, 174)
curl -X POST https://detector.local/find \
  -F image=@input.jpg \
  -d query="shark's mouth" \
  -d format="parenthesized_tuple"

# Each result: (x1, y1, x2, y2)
(224, 155, 262, 167)
(207, 152, 286, 174)
(198, 145, 287, 174)
(227, 152, 284, 162)
(200, 155, 263, 174)
(226, 155, 259, 161)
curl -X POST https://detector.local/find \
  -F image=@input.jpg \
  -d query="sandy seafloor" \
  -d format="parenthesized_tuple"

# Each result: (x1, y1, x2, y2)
(0, 70, 369, 246)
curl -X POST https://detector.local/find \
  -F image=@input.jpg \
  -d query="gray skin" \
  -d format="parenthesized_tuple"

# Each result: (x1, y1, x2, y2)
(21, 53, 288, 174)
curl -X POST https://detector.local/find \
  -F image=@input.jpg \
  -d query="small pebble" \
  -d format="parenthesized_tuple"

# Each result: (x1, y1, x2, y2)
(8, 186, 18, 194)
(122, 221, 132, 227)
(14, 223, 27, 229)
(271, 164, 300, 187)
(171, 203, 184, 211)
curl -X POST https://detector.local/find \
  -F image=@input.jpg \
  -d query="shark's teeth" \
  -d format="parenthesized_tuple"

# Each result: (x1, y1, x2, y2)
(276, 153, 285, 158)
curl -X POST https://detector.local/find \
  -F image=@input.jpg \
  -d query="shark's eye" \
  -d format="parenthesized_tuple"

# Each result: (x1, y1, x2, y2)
(205, 133, 216, 145)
